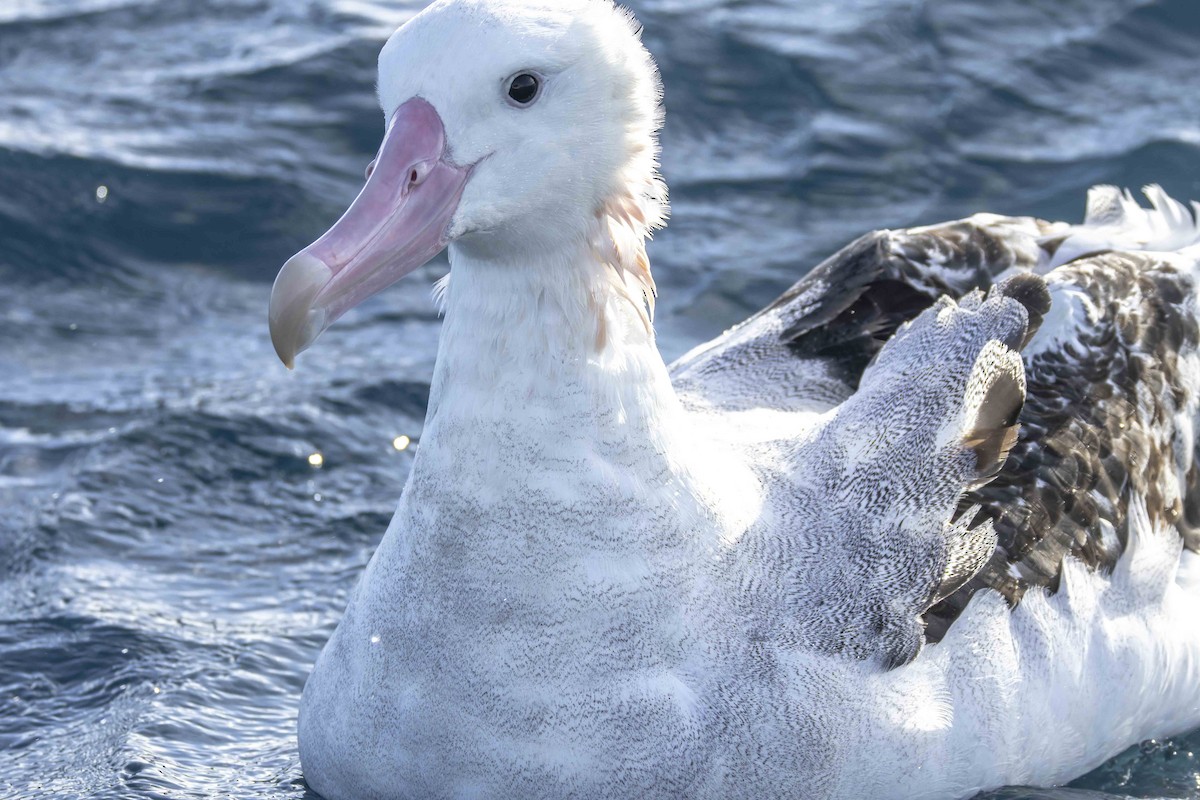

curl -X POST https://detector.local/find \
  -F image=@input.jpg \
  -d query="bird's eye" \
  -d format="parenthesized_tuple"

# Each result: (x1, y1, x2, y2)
(507, 73, 540, 106)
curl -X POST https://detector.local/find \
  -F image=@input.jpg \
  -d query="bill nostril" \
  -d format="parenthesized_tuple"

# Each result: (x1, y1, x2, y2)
(365, 159, 377, 180)
(408, 160, 433, 188)
(399, 162, 434, 199)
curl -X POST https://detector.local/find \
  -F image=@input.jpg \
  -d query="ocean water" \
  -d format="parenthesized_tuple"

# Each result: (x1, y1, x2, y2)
(2, 0, 1200, 797)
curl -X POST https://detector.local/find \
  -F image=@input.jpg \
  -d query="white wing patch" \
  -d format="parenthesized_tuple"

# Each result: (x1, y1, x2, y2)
(1045, 184, 1200, 269)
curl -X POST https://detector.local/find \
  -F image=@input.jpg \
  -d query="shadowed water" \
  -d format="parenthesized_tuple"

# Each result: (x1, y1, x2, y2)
(2, 0, 1199, 797)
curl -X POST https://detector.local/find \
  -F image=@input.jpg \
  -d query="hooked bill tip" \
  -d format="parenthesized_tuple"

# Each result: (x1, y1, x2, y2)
(269, 252, 333, 368)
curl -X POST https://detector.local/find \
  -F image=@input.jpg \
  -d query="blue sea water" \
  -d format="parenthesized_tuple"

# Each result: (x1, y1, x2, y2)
(1, 0, 1199, 797)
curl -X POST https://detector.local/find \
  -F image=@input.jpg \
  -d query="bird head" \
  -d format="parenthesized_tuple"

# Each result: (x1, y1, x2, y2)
(269, 0, 666, 367)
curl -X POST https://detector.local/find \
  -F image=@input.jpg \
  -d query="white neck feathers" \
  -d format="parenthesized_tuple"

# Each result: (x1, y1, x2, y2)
(427, 232, 674, 435)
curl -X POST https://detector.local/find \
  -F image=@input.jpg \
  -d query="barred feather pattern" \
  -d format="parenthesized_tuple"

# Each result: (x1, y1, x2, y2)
(675, 186, 1200, 645)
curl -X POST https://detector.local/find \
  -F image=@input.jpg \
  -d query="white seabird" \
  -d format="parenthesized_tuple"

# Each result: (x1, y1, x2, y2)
(268, 2, 1200, 798)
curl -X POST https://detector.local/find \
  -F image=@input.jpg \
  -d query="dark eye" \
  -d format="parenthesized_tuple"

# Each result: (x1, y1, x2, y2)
(507, 73, 540, 106)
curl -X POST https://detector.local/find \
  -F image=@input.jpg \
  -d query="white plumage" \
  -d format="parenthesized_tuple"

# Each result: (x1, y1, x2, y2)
(272, 2, 1200, 798)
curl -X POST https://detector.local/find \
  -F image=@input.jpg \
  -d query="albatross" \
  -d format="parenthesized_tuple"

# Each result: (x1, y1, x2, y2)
(267, 1, 1200, 797)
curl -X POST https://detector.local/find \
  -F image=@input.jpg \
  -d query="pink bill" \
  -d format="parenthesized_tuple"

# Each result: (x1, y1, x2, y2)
(269, 97, 471, 368)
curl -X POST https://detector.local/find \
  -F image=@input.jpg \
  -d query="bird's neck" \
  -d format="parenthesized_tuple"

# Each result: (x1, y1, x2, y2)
(400, 239, 711, 570)
(425, 240, 677, 435)
(360, 241, 729, 734)
(393, 239, 757, 609)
